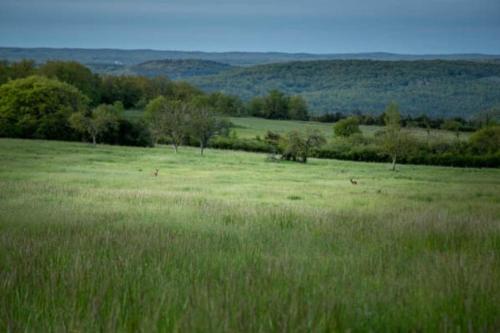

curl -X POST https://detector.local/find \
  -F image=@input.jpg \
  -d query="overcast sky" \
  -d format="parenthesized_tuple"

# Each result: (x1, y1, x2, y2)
(1, 0, 499, 54)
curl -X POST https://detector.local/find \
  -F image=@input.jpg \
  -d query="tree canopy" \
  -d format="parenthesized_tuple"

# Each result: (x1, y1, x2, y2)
(0, 75, 88, 140)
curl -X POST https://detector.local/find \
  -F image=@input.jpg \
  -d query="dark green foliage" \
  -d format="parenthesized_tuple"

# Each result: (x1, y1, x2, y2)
(249, 90, 309, 120)
(99, 119, 153, 147)
(69, 103, 122, 145)
(0, 59, 36, 85)
(206, 92, 245, 116)
(130, 59, 232, 79)
(210, 136, 273, 153)
(144, 97, 191, 151)
(469, 125, 500, 154)
(189, 60, 500, 117)
(0, 76, 88, 140)
(188, 106, 231, 155)
(263, 90, 290, 119)
(288, 95, 309, 120)
(100, 75, 148, 108)
(279, 130, 326, 163)
(38, 61, 102, 105)
(334, 116, 361, 137)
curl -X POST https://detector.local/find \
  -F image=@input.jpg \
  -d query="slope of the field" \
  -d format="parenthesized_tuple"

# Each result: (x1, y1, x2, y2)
(1, 138, 499, 331)
(189, 60, 500, 118)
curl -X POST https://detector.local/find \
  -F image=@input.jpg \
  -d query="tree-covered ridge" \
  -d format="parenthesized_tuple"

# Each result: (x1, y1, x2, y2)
(130, 59, 233, 79)
(188, 60, 500, 118)
(1, 47, 499, 66)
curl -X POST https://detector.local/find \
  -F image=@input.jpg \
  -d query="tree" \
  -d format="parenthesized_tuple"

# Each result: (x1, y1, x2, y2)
(39, 61, 101, 105)
(100, 75, 145, 108)
(248, 97, 264, 117)
(0, 60, 36, 85)
(0, 75, 88, 140)
(207, 92, 245, 116)
(473, 106, 500, 128)
(144, 96, 190, 152)
(469, 125, 500, 154)
(334, 116, 361, 137)
(379, 102, 405, 171)
(188, 106, 230, 155)
(280, 130, 326, 163)
(263, 90, 289, 119)
(69, 103, 121, 145)
(288, 95, 309, 120)
(441, 119, 461, 139)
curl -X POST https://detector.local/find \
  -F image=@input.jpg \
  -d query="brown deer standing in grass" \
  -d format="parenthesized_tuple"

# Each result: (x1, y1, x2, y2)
(152, 169, 159, 177)
(350, 178, 358, 185)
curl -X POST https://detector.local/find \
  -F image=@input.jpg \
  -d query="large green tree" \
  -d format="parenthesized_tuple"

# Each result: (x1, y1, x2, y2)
(0, 75, 88, 140)
(263, 90, 289, 119)
(39, 61, 101, 105)
(288, 95, 309, 120)
(469, 125, 500, 154)
(188, 106, 230, 155)
(145, 96, 190, 152)
(69, 103, 122, 145)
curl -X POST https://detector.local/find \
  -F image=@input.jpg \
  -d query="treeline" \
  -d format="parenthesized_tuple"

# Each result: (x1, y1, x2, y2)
(189, 59, 500, 118)
(0, 60, 309, 120)
(0, 60, 499, 167)
(311, 111, 496, 132)
(213, 106, 500, 168)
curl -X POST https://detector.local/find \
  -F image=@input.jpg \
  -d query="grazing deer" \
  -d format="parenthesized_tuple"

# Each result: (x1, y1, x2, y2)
(152, 169, 159, 177)
(350, 178, 358, 185)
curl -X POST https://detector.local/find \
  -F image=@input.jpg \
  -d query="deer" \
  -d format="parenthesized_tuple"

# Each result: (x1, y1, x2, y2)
(350, 178, 358, 185)
(152, 169, 159, 177)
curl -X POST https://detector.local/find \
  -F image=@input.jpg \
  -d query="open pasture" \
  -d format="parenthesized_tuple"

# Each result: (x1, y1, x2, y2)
(0, 139, 498, 331)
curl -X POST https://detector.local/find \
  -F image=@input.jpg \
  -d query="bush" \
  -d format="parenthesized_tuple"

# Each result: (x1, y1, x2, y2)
(334, 116, 361, 137)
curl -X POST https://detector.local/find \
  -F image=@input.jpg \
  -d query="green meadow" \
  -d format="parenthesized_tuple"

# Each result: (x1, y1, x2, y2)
(228, 117, 469, 141)
(0, 138, 499, 331)
(125, 110, 469, 142)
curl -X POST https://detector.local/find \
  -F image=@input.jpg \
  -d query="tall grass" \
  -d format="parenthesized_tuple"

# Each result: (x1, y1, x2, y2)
(0, 139, 498, 331)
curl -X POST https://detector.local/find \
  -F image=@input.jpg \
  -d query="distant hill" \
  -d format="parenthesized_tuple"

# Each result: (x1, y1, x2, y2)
(2, 47, 500, 118)
(187, 60, 500, 118)
(1, 47, 499, 67)
(129, 59, 232, 79)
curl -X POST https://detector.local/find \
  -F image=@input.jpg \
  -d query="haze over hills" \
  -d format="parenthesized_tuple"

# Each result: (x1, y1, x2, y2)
(1, 47, 500, 67)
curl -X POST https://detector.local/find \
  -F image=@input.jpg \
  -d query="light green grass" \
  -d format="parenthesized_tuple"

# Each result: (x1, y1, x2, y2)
(229, 117, 469, 141)
(0, 139, 498, 332)
(124, 111, 469, 142)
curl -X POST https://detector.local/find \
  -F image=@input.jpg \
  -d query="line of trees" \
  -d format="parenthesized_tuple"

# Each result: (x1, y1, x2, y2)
(0, 60, 309, 120)
(0, 59, 498, 167)
(312, 108, 499, 133)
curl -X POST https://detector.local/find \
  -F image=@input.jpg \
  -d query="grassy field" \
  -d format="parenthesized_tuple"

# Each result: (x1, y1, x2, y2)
(125, 110, 468, 142)
(1, 139, 499, 331)
(229, 117, 469, 141)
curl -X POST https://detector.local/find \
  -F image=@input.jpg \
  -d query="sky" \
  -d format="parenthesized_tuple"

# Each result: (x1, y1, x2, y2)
(0, 0, 499, 54)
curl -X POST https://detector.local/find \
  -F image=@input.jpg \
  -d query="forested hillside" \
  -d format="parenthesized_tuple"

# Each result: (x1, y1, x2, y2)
(130, 59, 232, 79)
(1, 47, 499, 67)
(188, 60, 500, 117)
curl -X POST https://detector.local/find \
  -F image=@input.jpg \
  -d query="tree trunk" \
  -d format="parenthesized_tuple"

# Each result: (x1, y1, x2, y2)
(92, 135, 96, 146)
(172, 143, 178, 153)
(200, 141, 204, 156)
(391, 154, 397, 171)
